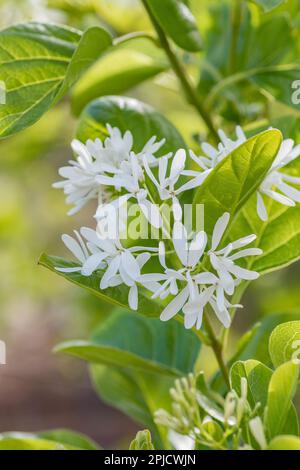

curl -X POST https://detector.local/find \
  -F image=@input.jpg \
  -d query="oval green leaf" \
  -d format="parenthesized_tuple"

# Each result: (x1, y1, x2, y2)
(0, 22, 112, 139)
(55, 310, 201, 377)
(76, 95, 186, 155)
(145, 0, 202, 52)
(38, 253, 162, 318)
(269, 320, 300, 368)
(193, 129, 282, 235)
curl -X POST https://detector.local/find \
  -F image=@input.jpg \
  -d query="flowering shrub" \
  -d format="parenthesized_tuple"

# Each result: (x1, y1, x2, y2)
(2, 0, 300, 451)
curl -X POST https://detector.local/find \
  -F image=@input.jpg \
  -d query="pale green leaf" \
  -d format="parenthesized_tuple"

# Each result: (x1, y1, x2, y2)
(230, 360, 272, 412)
(269, 321, 300, 368)
(76, 95, 187, 155)
(38, 253, 162, 318)
(72, 38, 168, 115)
(55, 310, 201, 377)
(193, 130, 282, 235)
(129, 430, 155, 450)
(0, 22, 112, 138)
(250, 0, 284, 12)
(90, 365, 172, 449)
(145, 0, 202, 52)
(266, 361, 299, 438)
(268, 435, 300, 450)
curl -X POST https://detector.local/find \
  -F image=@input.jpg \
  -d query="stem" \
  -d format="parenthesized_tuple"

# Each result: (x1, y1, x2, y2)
(141, 0, 219, 143)
(114, 31, 159, 47)
(204, 312, 230, 389)
(228, 0, 242, 74)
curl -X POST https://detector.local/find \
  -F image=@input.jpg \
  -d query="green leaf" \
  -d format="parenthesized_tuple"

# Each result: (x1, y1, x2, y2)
(211, 313, 300, 394)
(90, 365, 172, 449)
(269, 321, 300, 368)
(268, 435, 300, 450)
(266, 361, 299, 438)
(129, 430, 155, 450)
(0, 430, 98, 450)
(55, 310, 201, 377)
(230, 360, 272, 411)
(38, 253, 162, 317)
(37, 429, 100, 450)
(193, 130, 282, 235)
(145, 0, 202, 52)
(199, 10, 297, 114)
(250, 0, 284, 12)
(0, 22, 112, 139)
(76, 95, 186, 155)
(71, 37, 168, 115)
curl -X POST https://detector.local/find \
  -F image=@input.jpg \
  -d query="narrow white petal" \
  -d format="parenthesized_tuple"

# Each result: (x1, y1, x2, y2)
(193, 272, 218, 284)
(172, 221, 188, 266)
(81, 253, 108, 276)
(61, 234, 86, 263)
(229, 248, 262, 260)
(128, 284, 138, 310)
(136, 253, 151, 269)
(188, 231, 207, 267)
(228, 264, 259, 280)
(172, 196, 182, 222)
(278, 181, 300, 203)
(212, 213, 230, 250)
(230, 234, 256, 250)
(160, 287, 189, 322)
(100, 256, 120, 289)
(170, 149, 186, 181)
(263, 189, 295, 206)
(256, 192, 268, 221)
(120, 251, 140, 282)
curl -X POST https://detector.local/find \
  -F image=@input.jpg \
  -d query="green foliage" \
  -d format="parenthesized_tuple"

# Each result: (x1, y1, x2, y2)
(266, 361, 299, 438)
(250, 0, 284, 12)
(268, 435, 300, 450)
(55, 310, 201, 377)
(144, 0, 202, 52)
(129, 429, 155, 450)
(0, 430, 99, 450)
(269, 321, 300, 367)
(76, 95, 186, 154)
(231, 201, 300, 275)
(0, 22, 111, 138)
(91, 366, 172, 448)
(72, 38, 168, 115)
(193, 130, 282, 234)
(39, 253, 162, 317)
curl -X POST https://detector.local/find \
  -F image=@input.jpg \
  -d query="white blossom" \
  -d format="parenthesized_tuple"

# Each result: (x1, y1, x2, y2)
(190, 126, 300, 221)
(257, 138, 300, 220)
(57, 226, 158, 310)
(53, 124, 165, 215)
(143, 149, 201, 221)
(209, 212, 262, 297)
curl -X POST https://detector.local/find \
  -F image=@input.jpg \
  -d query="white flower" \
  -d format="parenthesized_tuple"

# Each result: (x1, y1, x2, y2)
(95, 152, 163, 229)
(53, 124, 166, 215)
(209, 213, 262, 297)
(57, 226, 158, 310)
(138, 222, 221, 329)
(257, 138, 300, 221)
(143, 149, 201, 221)
(56, 230, 91, 274)
(80, 227, 158, 310)
(189, 126, 246, 172)
(192, 126, 300, 221)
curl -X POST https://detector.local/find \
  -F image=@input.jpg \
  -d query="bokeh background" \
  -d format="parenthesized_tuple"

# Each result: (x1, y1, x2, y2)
(1, 0, 300, 449)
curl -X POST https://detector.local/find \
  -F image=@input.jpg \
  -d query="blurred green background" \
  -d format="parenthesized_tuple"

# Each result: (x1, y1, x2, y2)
(1, 0, 300, 448)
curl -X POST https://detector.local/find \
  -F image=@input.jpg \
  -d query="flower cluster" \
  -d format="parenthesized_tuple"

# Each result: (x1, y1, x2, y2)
(54, 124, 272, 330)
(155, 373, 266, 450)
(190, 126, 300, 221)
